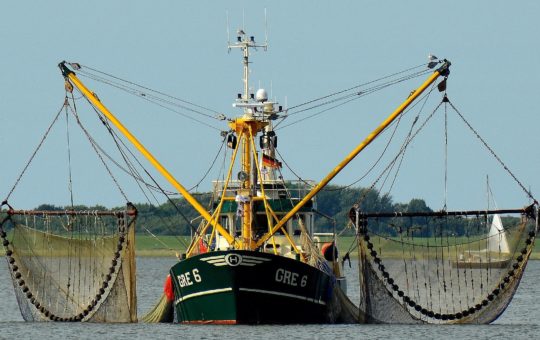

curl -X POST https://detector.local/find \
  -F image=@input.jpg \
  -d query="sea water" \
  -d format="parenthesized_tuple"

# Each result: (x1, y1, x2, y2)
(0, 257, 538, 339)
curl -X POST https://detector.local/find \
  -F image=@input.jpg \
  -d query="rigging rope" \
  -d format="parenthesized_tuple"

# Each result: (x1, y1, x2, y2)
(90, 104, 178, 245)
(81, 98, 212, 242)
(88, 109, 195, 246)
(276, 71, 429, 130)
(68, 93, 195, 249)
(276, 83, 438, 194)
(276, 68, 433, 130)
(66, 101, 129, 201)
(76, 63, 222, 115)
(53, 100, 179, 196)
(3, 101, 66, 203)
(186, 136, 227, 192)
(277, 95, 360, 130)
(65, 98, 75, 208)
(286, 62, 429, 112)
(444, 96, 448, 210)
(447, 98, 537, 204)
(76, 71, 222, 131)
(354, 97, 445, 209)
(382, 83, 437, 196)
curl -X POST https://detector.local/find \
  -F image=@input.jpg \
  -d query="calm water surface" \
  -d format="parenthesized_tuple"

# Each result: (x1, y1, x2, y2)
(0, 257, 538, 339)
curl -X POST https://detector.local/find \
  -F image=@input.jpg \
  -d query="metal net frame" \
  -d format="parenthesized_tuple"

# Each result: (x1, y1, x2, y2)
(0, 205, 137, 322)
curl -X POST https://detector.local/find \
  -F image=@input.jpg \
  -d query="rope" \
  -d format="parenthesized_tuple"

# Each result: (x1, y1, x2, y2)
(354, 96, 445, 208)
(286, 62, 429, 112)
(277, 69, 432, 130)
(64, 100, 75, 208)
(76, 63, 222, 115)
(76, 71, 222, 131)
(276, 84, 438, 194)
(443, 98, 448, 210)
(4, 100, 66, 202)
(74, 130, 179, 196)
(186, 136, 227, 192)
(89, 101, 213, 243)
(447, 98, 536, 203)
(96, 113, 181, 247)
(277, 95, 360, 130)
(66, 101, 129, 201)
(85, 104, 198, 246)
(382, 84, 437, 195)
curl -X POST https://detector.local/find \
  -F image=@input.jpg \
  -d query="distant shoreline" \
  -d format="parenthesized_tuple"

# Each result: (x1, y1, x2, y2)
(2, 234, 539, 260)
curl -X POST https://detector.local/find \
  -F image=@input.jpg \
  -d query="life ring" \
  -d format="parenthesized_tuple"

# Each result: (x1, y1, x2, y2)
(321, 242, 338, 261)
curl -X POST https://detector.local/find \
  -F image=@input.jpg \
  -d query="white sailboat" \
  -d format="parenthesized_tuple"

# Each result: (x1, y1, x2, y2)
(488, 214, 510, 254)
(455, 213, 512, 268)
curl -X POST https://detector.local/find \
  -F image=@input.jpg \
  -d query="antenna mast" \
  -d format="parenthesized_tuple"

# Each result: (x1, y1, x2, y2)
(228, 32, 268, 103)
(227, 21, 268, 104)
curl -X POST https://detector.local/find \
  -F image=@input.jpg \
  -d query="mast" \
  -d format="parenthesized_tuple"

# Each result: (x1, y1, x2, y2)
(228, 30, 270, 249)
(229, 29, 268, 102)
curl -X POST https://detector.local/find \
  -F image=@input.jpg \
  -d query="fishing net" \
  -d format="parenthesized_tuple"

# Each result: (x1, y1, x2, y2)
(351, 205, 538, 324)
(0, 205, 137, 322)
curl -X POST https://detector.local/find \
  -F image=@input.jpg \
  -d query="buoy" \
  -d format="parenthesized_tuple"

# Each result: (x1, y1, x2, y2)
(164, 274, 174, 302)
(198, 239, 208, 253)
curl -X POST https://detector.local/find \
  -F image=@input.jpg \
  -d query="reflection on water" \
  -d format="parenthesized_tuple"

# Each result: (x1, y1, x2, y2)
(0, 257, 539, 338)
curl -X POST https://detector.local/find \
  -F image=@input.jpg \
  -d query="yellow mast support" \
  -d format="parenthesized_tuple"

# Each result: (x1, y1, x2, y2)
(185, 130, 245, 257)
(246, 126, 304, 259)
(241, 132, 252, 249)
(228, 118, 267, 250)
(256, 61, 451, 248)
(58, 62, 237, 247)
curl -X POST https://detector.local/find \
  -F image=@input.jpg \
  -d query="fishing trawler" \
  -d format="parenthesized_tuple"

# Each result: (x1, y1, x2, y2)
(162, 32, 359, 324)
(51, 27, 449, 324)
(54, 30, 373, 324)
(1, 26, 538, 325)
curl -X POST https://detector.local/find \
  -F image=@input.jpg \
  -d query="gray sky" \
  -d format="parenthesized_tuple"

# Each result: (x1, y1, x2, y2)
(1, 0, 539, 211)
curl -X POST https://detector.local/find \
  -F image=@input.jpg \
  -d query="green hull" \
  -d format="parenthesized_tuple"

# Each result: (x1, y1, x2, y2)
(170, 250, 336, 324)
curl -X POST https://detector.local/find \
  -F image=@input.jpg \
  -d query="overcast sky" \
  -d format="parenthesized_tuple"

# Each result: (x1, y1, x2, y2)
(1, 0, 539, 211)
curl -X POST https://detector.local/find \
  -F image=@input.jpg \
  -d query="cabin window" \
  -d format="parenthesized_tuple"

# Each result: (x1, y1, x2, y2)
(253, 213, 269, 237)
(220, 216, 228, 229)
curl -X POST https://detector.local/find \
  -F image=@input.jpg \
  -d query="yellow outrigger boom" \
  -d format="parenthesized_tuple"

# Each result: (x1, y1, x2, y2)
(255, 60, 451, 248)
(58, 62, 238, 247)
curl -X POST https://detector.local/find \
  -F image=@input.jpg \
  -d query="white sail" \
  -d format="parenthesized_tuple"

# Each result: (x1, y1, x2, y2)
(487, 214, 510, 253)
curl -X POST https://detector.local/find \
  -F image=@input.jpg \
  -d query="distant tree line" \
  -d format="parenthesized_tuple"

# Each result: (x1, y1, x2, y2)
(33, 186, 518, 237)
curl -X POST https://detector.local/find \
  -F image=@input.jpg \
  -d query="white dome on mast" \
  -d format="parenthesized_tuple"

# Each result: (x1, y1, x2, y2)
(255, 88, 268, 102)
